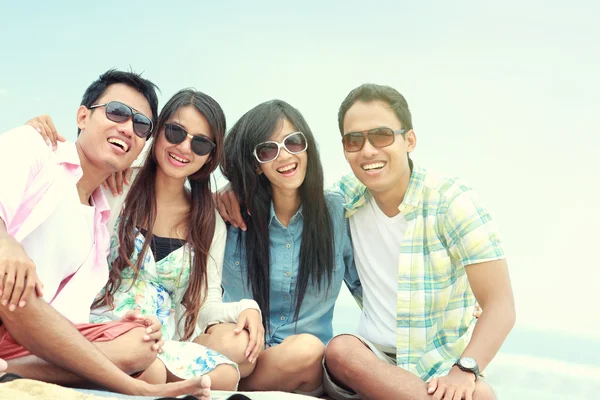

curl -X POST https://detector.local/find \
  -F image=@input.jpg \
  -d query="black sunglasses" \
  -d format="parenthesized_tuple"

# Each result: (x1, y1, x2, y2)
(164, 123, 216, 156)
(253, 131, 308, 163)
(88, 101, 153, 138)
(342, 127, 406, 152)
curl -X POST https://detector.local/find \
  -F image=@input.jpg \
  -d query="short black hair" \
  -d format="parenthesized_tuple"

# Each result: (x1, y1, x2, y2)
(338, 83, 413, 134)
(77, 69, 159, 135)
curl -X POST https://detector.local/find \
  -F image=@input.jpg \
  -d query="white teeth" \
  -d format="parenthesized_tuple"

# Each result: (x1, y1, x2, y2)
(108, 138, 129, 152)
(362, 162, 385, 171)
(277, 163, 297, 173)
(169, 153, 189, 163)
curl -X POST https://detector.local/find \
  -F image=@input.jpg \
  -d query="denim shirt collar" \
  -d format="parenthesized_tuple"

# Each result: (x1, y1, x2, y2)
(268, 201, 304, 227)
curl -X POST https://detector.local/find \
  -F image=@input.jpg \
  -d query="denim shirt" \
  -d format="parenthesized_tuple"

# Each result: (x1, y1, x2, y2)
(222, 191, 361, 346)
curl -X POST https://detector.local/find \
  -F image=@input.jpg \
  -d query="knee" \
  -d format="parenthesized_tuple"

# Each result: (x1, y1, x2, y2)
(224, 326, 252, 360)
(201, 324, 252, 364)
(474, 380, 496, 400)
(0, 292, 44, 321)
(117, 327, 158, 374)
(324, 335, 360, 370)
(211, 364, 240, 391)
(284, 334, 325, 373)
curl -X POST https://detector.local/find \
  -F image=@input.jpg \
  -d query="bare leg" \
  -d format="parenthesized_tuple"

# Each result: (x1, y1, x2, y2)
(238, 334, 324, 392)
(325, 335, 496, 400)
(165, 371, 211, 400)
(6, 326, 158, 385)
(137, 359, 168, 385)
(194, 323, 257, 378)
(0, 294, 220, 397)
(166, 364, 238, 391)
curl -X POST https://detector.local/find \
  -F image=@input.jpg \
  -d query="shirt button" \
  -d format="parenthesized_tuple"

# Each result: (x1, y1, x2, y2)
(285, 271, 291, 277)
(235, 261, 240, 266)
(286, 243, 291, 249)
(284, 295, 289, 299)
(280, 316, 286, 320)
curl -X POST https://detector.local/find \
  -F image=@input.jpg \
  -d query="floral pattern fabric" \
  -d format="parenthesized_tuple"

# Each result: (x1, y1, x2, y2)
(90, 227, 238, 381)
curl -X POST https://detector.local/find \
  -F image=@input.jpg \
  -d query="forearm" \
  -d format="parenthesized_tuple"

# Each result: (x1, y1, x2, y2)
(460, 300, 516, 371)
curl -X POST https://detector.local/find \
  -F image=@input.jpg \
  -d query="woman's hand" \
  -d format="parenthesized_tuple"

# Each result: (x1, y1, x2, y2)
(26, 115, 66, 150)
(235, 308, 264, 363)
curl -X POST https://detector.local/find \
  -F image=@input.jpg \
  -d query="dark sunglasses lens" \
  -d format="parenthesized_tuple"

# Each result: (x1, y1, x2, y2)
(191, 137, 215, 156)
(165, 124, 187, 144)
(105, 102, 131, 123)
(343, 133, 365, 152)
(284, 133, 307, 153)
(132, 114, 152, 138)
(369, 128, 395, 148)
(256, 143, 279, 162)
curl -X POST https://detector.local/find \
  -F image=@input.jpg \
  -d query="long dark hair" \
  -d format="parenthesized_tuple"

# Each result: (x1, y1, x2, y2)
(94, 89, 226, 340)
(221, 99, 334, 330)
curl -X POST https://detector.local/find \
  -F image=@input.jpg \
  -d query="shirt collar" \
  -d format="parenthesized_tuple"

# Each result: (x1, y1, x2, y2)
(54, 140, 83, 171)
(344, 164, 426, 217)
(91, 187, 111, 225)
(268, 201, 304, 227)
(55, 140, 111, 224)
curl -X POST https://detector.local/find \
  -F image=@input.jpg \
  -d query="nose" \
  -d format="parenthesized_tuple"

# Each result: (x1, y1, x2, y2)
(176, 135, 193, 154)
(115, 119, 134, 139)
(361, 137, 379, 157)
(279, 145, 295, 160)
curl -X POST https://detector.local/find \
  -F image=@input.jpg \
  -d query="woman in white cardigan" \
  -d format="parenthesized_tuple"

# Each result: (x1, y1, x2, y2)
(29, 89, 263, 395)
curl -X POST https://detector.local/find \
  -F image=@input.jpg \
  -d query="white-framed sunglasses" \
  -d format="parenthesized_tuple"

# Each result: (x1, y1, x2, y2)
(253, 131, 308, 163)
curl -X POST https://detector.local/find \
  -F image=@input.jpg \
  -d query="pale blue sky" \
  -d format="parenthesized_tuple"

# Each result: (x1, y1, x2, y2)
(1, 1, 598, 341)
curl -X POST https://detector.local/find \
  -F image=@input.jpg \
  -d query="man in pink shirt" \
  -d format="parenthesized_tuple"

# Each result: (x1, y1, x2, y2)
(0, 70, 210, 398)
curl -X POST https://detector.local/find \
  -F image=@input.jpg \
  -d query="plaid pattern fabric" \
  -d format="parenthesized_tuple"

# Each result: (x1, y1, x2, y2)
(331, 166, 505, 381)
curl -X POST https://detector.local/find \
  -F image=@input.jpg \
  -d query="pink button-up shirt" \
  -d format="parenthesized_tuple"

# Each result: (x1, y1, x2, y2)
(0, 126, 111, 323)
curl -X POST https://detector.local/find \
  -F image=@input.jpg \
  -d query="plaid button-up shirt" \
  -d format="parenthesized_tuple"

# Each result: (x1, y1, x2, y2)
(332, 166, 505, 381)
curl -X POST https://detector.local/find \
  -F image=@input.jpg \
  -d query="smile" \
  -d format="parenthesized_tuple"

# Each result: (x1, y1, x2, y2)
(169, 153, 190, 163)
(277, 163, 297, 173)
(107, 137, 130, 153)
(361, 162, 386, 171)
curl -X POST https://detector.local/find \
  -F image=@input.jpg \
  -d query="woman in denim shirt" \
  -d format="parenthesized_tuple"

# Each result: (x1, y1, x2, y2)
(210, 100, 360, 396)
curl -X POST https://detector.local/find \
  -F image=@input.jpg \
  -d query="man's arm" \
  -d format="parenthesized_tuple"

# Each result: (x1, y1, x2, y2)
(427, 188, 515, 399)
(461, 258, 516, 371)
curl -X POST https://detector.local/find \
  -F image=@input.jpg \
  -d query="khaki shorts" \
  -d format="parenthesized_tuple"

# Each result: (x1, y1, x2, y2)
(323, 334, 396, 400)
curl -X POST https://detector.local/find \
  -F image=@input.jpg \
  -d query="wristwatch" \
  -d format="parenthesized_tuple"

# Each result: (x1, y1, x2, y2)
(453, 357, 480, 379)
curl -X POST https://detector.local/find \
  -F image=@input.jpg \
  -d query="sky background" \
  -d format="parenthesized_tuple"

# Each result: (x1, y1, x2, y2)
(1, 0, 598, 385)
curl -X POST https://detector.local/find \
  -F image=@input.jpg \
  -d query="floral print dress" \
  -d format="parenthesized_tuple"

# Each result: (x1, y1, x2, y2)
(91, 222, 246, 381)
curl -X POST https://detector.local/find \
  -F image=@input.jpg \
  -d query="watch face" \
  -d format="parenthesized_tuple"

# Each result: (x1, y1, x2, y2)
(461, 357, 477, 369)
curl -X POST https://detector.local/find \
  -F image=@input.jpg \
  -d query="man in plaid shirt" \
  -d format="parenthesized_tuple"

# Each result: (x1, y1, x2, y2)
(322, 84, 515, 400)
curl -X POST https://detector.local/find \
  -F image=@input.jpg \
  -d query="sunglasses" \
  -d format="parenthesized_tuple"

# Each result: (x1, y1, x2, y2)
(342, 127, 406, 152)
(164, 122, 216, 156)
(88, 101, 153, 138)
(253, 131, 308, 163)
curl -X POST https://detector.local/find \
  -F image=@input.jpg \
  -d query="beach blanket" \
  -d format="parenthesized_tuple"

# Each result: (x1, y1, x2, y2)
(0, 379, 319, 400)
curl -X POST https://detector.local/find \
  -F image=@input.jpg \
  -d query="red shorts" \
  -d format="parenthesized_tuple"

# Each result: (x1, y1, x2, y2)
(0, 321, 143, 361)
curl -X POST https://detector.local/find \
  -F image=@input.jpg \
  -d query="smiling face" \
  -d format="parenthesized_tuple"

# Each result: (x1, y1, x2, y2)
(342, 100, 416, 196)
(76, 83, 152, 173)
(257, 118, 308, 195)
(153, 105, 214, 180)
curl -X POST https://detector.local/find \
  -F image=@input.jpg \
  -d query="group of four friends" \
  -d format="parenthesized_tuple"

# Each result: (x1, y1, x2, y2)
(0, 69, 515, 400)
